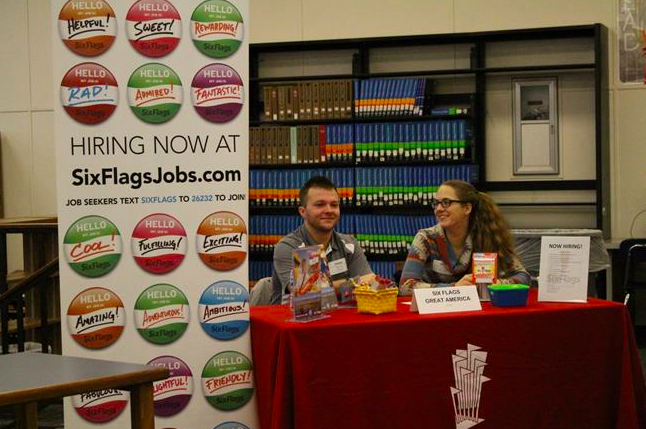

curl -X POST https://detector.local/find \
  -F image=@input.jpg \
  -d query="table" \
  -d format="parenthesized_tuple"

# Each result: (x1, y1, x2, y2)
(251, 290, 646, 429)
(0, 353, 168, 429)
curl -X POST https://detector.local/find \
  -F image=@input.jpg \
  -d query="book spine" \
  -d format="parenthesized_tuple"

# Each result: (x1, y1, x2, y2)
(318, 125, 326, 163)
(292, 85, 300, 120)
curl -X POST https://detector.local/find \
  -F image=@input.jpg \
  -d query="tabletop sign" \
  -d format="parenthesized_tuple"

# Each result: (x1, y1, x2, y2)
(538, 236, 590, 303)
(410, 286, 482, 314)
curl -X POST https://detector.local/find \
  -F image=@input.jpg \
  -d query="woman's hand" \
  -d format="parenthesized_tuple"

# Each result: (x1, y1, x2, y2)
(454, 274, 475, 286)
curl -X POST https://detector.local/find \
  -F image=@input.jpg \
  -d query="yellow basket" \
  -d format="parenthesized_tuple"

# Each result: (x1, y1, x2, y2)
(354, 287, 398, 315)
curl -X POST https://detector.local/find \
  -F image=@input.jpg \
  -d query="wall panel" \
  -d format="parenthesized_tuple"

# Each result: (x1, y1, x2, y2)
(0, 0, 31, 113)
(31, 111, 55, 215)
(302, 0, 454, 40)
(28, 0, 53, 111)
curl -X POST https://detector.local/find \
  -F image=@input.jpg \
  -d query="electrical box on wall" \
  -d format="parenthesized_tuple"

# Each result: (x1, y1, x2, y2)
(512, 77, 559, 175)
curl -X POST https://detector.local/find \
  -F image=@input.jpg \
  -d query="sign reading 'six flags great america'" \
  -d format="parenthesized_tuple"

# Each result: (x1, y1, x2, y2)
(52, 0, 255, 428)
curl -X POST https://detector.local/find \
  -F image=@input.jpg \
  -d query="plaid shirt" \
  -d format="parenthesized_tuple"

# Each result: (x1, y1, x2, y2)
(400, 224, 530, 294)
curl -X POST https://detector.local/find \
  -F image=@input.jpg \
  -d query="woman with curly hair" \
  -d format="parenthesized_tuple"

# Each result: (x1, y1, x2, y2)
(400, 180, 530, 293)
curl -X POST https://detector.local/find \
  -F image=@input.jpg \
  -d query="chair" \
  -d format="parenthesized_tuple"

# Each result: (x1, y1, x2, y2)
(621, 239, 646, 326)
(250, 277, 273, 306)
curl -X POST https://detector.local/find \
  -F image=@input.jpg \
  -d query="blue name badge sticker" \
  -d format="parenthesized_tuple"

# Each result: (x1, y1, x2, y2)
(198, 280, 249, 340)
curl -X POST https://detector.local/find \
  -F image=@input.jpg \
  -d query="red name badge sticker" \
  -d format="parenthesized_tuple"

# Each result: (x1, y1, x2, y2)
(196, 211, 247, 271)
(67, 287, 125, 349)
(73, 389, 129, 423)
(58, 0, 117, 57)
(60, 63, 119, 125)
(132, 213, 187, 274)
(126, 0, 182, 58)
(191, 63, 244, 123)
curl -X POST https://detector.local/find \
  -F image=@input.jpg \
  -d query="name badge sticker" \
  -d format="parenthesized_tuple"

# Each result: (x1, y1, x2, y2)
(196, 211, 247, 271)
(328, 258, 348, 276)
(191, 63, 244, 123)
(58, 0, 117, 57)
(126, 0, 182, 58)
(411, 286, 482, 314)
(131, 213, 187, 274)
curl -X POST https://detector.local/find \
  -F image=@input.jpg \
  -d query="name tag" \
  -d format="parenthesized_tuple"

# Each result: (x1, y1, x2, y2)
(411, 286, 482, 314)
(432, 259, 452, 275)
(328, 258, 348, 276)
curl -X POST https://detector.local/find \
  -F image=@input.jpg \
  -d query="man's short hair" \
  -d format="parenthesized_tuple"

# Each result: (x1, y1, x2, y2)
(299, 175, 338, 206)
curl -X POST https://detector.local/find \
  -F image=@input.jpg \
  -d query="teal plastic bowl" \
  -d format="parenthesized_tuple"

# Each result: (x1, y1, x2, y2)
(488, 284, 530, 307)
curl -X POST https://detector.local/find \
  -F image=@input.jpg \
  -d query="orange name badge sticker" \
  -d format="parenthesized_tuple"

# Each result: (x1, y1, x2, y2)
(58, 0, 117, 57)
(67, 287, 125, 349)
(196, 211, 247, 271)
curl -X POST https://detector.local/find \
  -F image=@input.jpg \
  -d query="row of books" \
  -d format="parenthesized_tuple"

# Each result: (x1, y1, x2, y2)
(355, 120, 471, 163)
(355, 165, 478, 206)
(250, 168, 355, 207)
(250, 124, 354, 165)
(262, 80, 353, 122)
(249, 165, 477, 207)
(249, 214, 436, 256)
(249, 260, 399, 283)
(249, 215, 354, 252)
(249, 120, 473, 166)
(354, 215, 437, 255)
(354, 78, 429, 117)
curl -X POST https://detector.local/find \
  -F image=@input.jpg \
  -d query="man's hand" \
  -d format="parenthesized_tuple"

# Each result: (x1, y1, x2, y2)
(358, 273, 376, 284)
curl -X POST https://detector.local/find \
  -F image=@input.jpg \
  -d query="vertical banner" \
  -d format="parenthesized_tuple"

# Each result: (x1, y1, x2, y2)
(618, 0, 646, 83)
(52, 1, 256, 428)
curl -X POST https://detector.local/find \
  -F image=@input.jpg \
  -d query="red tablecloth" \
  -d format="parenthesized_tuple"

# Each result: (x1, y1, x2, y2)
(250, 289, 646, 429)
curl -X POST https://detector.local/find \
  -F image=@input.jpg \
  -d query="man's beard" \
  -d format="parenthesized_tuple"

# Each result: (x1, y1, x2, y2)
(312, 218, 336, 232)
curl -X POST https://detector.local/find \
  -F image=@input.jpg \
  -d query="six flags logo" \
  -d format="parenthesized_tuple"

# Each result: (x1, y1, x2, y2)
(451, 344, 490, 429)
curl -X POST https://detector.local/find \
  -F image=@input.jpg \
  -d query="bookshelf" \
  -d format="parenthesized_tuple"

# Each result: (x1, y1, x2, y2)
(248, 24, 609, 282)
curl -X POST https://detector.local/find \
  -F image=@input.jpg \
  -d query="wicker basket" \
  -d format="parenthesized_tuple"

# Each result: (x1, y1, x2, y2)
(354, 286, 398, 315)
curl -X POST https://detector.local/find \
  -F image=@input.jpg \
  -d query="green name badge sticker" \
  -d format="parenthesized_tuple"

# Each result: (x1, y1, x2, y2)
(64, 215, 122, 278)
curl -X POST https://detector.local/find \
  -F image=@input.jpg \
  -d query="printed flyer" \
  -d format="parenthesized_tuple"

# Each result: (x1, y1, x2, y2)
(52, 1, 255, 428)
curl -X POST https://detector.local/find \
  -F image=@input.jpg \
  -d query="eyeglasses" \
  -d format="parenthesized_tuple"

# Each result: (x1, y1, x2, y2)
(430, 198, 468, 210)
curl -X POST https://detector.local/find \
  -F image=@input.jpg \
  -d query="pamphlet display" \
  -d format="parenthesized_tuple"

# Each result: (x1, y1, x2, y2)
(290, 245, 332, 321)
(538, 236, 590, 303)
(338, 277, 359, 306)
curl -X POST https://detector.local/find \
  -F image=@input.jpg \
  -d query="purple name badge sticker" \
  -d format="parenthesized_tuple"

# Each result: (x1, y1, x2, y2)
(148, 355, 193, 417)
(191, 63, 243, 123)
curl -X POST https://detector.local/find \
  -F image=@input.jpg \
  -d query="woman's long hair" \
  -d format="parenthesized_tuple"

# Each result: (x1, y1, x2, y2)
(442, 180, 518, 273)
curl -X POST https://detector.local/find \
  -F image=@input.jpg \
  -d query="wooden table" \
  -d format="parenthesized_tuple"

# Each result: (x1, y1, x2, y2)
(0, 353, 168, 429)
